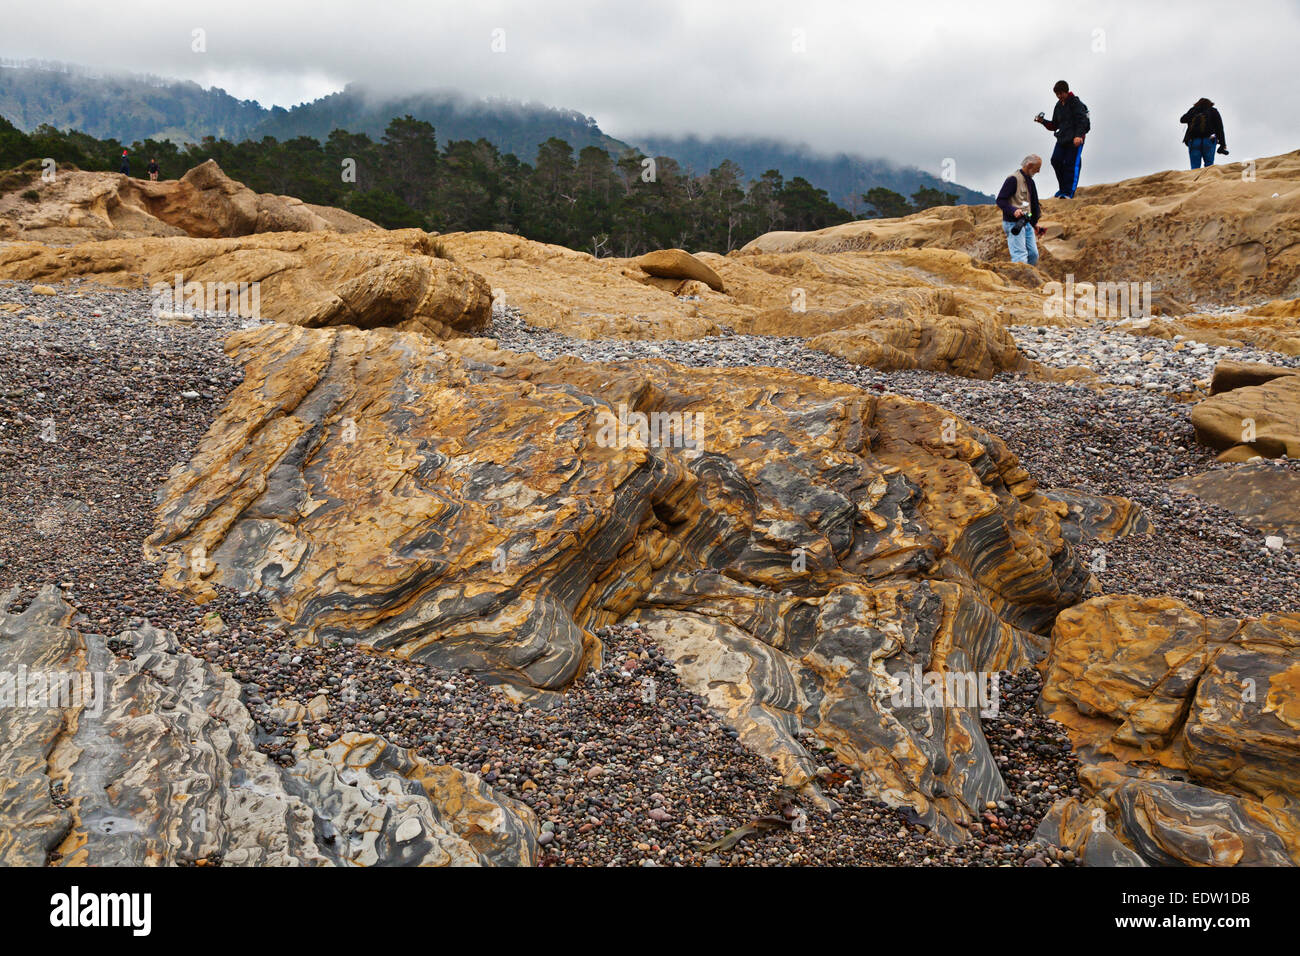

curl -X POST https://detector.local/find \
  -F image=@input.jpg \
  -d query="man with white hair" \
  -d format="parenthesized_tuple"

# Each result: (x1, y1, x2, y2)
(995, 155, 1046, 266)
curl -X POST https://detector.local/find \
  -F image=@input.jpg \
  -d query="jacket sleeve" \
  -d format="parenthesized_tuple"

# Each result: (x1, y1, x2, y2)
(995, 176, 1019, 217)
(1179, 109, 1193, 124)
(1212, 108, 1226, 148)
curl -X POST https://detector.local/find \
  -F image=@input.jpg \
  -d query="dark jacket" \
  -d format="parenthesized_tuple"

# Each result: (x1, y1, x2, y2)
(1042, 93, 1091, 144)
(996, 170, 1040, 224)
(1180, 104, 1226, 149)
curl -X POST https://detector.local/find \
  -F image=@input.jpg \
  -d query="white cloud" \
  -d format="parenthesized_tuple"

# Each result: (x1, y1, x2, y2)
(5, 0, 1296, 193)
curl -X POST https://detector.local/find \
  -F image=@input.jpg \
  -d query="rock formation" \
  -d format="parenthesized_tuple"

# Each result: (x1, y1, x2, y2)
(1190, 362, 1300, 460)
(1036, 595, 1300, 866)
(635, 248, 726, 291)
(0, 229, 491, 339)
(137, 322, 1145, 839)
(806, 312, 1080, 380)
(0, 160, 376, 243)
(1123, 302, 1300, 356)
(0, 587, 537, 866)
(742, 151, 1300, 303)
(1172, 462, 1300, 546)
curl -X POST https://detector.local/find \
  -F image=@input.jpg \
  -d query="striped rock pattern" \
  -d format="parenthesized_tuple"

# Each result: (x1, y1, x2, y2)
(0, 587, 537, 867)
(1037, 595, 1300, 865)
(144, 323, 1109, 838)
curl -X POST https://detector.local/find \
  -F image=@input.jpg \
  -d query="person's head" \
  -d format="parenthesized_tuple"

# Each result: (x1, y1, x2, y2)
(1053, 80, 1070, 101)
(1021, 155, 1042, 177)
(122, 149, 128, 156)
(1194, 97, 1214, 109)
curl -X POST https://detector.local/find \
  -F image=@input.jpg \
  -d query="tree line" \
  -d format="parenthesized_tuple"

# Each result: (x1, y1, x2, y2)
(1, 113, 958, 255)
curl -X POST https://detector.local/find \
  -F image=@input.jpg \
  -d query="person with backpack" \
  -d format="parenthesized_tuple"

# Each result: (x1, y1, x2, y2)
(1180, 98, 1228, 169)
(996, 155, 1046, 266)
(1034, 80, 1090, 198)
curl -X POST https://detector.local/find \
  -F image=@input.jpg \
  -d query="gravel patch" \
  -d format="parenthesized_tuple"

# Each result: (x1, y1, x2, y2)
(1, 281, 1289, 868)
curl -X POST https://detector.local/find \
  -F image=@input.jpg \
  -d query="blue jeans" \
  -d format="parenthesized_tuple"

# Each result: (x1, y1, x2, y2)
(1188, 137, 1216, 169)
(1050, 141, 1083, 197)
(1003, 219, 1039, 265)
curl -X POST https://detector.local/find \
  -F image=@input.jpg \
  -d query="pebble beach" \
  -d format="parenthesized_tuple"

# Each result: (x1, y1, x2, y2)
(2, 279, 1296, 867)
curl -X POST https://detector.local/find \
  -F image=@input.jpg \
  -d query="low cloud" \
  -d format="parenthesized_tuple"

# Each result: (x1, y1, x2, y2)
(6, 0, 1296, 193)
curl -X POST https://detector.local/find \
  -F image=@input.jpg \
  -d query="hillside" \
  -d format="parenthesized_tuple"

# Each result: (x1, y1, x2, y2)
(632, 134, 993, 208)
(0, 61, 991, 207)
(0, 59, 265, 143)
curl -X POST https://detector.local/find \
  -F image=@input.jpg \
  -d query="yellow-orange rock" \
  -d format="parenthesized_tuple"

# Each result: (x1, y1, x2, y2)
(1190, 372, 1300, 459)
(0, 159, 375, 243)
(636, 248, 725, 291)
(1037, 594, 1300, 865)
(807, 314, 1043, 379)
(143, 323, 1119, 839)
(0, 229, 491, 339)
(743, 151, 1300, 303)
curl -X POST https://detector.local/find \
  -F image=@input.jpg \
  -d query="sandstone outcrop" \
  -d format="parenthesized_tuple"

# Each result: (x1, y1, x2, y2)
(743, 151, 1300, 303)
(1036, 595, 1300, 866)
(1172, 462, 1300, 545)
(806, 313, 1063, 380)
(0, 160, 376, 243)
(1190, 365, 1300, 460)
(0, 587, 537, 866)
(432, 232, 1065, 343)
(1124, 304, 1300, 356)
(635, 248, 725, 291)
(0, 229, 491, 339)
(137, 322, 1141, 839)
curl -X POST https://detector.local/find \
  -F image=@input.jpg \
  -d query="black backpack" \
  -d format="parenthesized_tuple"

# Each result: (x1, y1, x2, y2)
(1187, 108, 1211, 138)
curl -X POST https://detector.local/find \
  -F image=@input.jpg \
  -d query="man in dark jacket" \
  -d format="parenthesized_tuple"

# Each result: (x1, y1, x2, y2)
(996, 155, 1045, 265)
(1180, 98, 1228, 169)
(119, 150, 130, 176)
(1035, 80, 1090, 198)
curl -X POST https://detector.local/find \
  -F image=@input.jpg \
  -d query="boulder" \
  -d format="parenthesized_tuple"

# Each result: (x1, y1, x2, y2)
(807, 314, 1064, 380)
(0, 587, 537, 866)
(0, 229, 492, 339)
(1037, 594, 1300, 865)
(636, 248, 725, 291)
(1209, 359, 1299, 394)
(143, 323, 1122, 838)
(1190, 372, 1300, 459)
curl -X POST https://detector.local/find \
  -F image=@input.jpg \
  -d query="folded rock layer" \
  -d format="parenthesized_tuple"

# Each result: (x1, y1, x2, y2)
(0, 587, 537, 867)
(142, 323, 1109, 838)
(1037, 595, 1300, 866)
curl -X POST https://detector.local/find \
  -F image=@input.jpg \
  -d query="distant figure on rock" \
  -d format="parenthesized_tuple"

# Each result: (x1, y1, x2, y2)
(147, 157, 160, 181)
(1034, 80, 1090, 198)
(1180, 98, 1228, 169)
(119, 149, 130, 176)
(996, 155, 1046, 266)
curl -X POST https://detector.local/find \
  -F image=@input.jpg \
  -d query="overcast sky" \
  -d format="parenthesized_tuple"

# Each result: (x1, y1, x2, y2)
(7, 0, 1298, 194)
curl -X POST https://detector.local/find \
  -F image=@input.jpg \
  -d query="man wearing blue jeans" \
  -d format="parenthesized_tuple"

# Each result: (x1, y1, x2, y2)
(996, 155, 1045, 265)
(1035, 80, 1090, 198)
